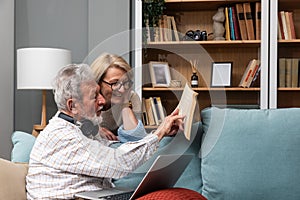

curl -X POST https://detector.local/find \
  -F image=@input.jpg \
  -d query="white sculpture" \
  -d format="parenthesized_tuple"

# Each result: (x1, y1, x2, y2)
(212, 7, 226, 40)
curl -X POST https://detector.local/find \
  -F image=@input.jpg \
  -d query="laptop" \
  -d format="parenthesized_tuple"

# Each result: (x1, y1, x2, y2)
(75, 154, 194, 200)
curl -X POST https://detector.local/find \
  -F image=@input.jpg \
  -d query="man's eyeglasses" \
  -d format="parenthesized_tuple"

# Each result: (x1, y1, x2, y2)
(102, 79, 133, 91)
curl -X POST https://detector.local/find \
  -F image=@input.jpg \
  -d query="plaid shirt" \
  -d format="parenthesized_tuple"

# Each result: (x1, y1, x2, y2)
(26, 113, 159, 199)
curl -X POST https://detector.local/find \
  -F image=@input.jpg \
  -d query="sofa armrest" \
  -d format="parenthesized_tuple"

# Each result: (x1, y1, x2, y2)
(0, 158, 28, 200)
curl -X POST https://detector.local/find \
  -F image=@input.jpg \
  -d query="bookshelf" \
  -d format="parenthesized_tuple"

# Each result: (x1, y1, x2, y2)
(269, 0, 300, 108)
(133, 0, 269, 127)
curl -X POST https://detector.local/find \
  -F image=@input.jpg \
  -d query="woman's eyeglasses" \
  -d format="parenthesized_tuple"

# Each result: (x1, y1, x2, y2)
(102, 79, 133, 91)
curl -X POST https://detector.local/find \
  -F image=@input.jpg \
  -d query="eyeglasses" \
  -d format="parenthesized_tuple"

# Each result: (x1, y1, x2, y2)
(102, 79, 133, 91)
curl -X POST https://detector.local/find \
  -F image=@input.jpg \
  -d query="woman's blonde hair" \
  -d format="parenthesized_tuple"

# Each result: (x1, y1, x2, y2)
(91, 53, 132, 83)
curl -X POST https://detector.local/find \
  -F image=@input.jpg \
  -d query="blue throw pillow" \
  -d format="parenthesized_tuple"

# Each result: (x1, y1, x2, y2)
(113, 122, 203, 193)
(11, 131, 36, 163)
(200, 107, 300, 200)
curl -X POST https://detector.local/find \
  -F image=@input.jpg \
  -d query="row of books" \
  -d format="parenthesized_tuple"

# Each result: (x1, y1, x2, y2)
(278, 11, 297, 40)
(142, 97, 166, 126)
(145, 15, 179, 42)
(239, 59, 261, 88)
(278, 58, 300, 88)
(225, 2, 261, 41)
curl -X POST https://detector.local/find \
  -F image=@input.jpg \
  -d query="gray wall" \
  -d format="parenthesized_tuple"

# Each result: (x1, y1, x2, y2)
(9, 0, 130, 159)
(0, 0, 14, 160)
(87, 0, 130, 63)
(15, 0, 89, 134)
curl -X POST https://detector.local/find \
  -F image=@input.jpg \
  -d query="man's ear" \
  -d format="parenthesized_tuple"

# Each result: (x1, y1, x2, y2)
(67, 99, 78, 115)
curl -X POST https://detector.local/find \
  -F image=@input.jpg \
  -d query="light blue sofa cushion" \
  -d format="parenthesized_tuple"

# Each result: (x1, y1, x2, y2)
(113, 122, 203, 193)
(200, 107, 300, 200)
(11, 131, 36, 163)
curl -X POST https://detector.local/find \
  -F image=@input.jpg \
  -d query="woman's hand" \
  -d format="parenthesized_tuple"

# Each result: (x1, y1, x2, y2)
(99, 127, 118, 141)
(153, 108, 185, 141)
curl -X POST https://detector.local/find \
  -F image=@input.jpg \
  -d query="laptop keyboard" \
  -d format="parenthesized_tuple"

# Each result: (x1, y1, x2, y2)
(102, 191, 134, 200)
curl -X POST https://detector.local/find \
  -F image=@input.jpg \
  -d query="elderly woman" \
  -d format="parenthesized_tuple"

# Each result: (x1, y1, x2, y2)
(91, 53, 145, 142)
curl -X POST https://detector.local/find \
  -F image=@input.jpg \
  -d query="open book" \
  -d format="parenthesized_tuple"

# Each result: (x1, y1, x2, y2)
(176, 84, 198, 140)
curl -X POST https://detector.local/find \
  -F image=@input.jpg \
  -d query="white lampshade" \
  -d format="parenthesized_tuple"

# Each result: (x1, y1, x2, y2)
(17, 47, 71, 90)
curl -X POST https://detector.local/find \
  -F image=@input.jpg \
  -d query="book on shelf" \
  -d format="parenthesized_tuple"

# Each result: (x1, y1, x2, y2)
(166, 16, 173, 41)
(159, 16, 166, 42)
(162, 15, 169, 41)
(239, 59, 259, 88)
(176, 83, 198, 140)
(278, 12, 284, 39)
(144, 98, 156, 126)
(142, 98, 149, 125)
(224, 6, 231, 41)
(291, 58, 299, 87)
(170, 16, 179, 41)
(158, 18, 164, 41)
(250, 64, 261, 87)
(235, 3, 248, 40)
(278, 58, 300, 88)
(157, 15, 179, 42)
(248, 60, 261, 87)
(228, 7, 236, 40)
(285, 11, 292, 40)
(278, 58, 286, 87)
(154, 97, 166, 121)
(285, 58, 292, 87)
(149, 97, 161, 125)
(287, 12, 296, 39)
(243, 2, 255, 40)
(231, 6, 241, 40)
(143, 97, 166, 125)
(255, 2, 261, 40)
(280, 11, 289, 40)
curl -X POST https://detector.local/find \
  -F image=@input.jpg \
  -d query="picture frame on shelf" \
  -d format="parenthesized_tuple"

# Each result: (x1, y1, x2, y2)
(211, 62, 232, 87)
(149, 61, 171, 87)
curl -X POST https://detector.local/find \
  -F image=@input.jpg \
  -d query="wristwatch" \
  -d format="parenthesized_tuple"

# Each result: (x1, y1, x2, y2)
(122, 101, 132, 109)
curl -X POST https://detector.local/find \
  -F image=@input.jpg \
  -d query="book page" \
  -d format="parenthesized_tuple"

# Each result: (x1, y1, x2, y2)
(176, 84, 198, 140)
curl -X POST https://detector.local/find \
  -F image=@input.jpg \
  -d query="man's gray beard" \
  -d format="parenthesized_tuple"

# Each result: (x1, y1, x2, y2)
(83, 113, 102, 126)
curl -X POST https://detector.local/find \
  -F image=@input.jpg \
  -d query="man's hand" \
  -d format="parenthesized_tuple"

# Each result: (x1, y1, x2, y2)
(153, 108, 185, 141)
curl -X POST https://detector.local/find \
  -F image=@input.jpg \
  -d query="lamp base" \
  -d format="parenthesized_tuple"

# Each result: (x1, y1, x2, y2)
(32, 124, 46, 137)
(31, 90, 47, 137)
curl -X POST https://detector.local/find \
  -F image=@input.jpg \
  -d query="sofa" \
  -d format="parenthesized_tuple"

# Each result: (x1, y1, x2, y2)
(1, 107, 300, 200)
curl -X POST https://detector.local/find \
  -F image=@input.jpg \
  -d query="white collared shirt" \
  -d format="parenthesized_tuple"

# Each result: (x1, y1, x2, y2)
(26, 112, 159, 199)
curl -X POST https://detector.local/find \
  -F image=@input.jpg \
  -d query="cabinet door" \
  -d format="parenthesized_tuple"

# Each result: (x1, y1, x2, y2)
(269, 0, 300, 108)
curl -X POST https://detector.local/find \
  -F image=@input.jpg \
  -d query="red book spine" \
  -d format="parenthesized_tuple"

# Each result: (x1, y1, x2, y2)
(232, 6, 241, 40)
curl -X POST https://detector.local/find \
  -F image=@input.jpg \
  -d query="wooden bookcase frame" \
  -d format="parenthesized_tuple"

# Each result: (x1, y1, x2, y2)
(133, 0, 270, 128)
(269, 0, 300, 108)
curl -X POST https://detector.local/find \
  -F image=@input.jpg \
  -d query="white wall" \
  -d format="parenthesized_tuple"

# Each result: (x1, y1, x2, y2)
(0, 0, 14, 160)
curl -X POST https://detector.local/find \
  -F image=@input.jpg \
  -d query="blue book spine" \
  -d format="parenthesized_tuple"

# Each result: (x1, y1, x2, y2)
(228, 7, 236, 40)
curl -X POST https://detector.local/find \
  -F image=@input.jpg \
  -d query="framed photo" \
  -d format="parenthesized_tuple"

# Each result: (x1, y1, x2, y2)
(211, 62, 232, 87)
(149, 61, 171, 87)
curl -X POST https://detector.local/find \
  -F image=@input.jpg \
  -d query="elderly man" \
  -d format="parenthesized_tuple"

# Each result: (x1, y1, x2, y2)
(26, 64, 184, 199)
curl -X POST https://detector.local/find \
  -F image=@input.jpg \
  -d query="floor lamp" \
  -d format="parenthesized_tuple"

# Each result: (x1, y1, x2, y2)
(17, 47, 71, 136)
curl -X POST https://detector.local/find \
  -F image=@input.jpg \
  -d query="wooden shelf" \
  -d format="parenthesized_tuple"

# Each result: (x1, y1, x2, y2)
(145, 40, 261, 48)
(278, 88, 300, 91)
(142, 87, 260, 91)
(165, 0, 260, 11)
(278, 39, 300, 47)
